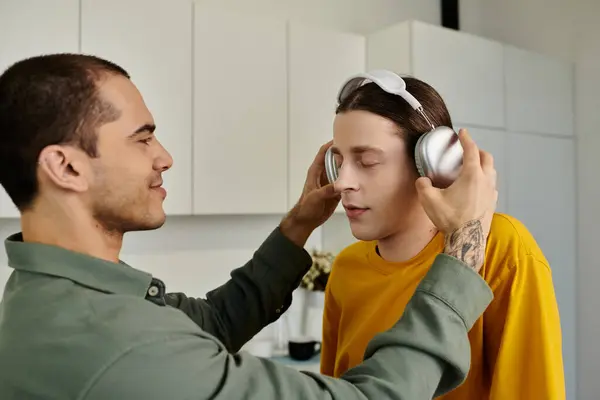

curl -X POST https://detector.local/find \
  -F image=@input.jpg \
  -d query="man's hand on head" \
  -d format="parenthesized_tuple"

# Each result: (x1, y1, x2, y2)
(280, 141, 341, 248)
(415, 129, 498, 272)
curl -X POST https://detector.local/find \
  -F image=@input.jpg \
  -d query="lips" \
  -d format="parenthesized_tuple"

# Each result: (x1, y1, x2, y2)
(150, 183, 167, 199)
(343, 204, 369, 219)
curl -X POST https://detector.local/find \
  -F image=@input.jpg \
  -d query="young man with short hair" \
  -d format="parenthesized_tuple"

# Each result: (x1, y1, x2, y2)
(321, 72, 565, 399)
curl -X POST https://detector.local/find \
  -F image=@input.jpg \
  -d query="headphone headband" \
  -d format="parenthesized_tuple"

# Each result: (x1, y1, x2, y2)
(337, 70, 435, 130)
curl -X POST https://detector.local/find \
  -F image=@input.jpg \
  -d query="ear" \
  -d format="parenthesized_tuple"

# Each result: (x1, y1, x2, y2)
(38, 145, 90, 193)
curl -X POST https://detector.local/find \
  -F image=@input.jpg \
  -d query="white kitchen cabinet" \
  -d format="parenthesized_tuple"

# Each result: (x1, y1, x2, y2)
(0, 0, 79, 219)
(288, 22, 366, 212)
(504, 45, 574, 136)
(367, 20, 505, 129)
(193, 7, 288, 214)
(507, 132, 576, 399)
(455, 125, 508, 213)
(81, 0, 193, 215)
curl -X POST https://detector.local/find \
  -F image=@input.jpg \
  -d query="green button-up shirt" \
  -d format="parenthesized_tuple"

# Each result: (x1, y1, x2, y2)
(0, 227, 492, 399)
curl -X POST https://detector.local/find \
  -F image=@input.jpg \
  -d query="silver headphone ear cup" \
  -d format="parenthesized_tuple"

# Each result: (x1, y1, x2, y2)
(413, 126, 463, 189)
(414, 133, 427, 178)
(324, 147, 338, 184)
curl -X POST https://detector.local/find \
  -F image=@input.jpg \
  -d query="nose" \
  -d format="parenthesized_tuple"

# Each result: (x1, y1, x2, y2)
(154, 140, 173, 172)
(334, 164, 359, 193)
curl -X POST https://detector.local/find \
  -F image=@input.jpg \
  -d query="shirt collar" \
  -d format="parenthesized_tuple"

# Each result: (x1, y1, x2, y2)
(4, 232, 153, 297)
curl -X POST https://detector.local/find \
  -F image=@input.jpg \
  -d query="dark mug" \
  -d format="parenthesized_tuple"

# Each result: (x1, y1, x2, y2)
(288, 337, 321, 361)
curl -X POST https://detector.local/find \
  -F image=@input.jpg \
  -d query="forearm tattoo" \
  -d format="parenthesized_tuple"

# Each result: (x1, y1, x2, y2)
(444, 219, 485, 271)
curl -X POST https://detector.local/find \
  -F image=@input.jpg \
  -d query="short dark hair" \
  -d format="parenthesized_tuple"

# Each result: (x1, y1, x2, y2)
(336, 76, 453, 160)
(0, 53, 130, 211)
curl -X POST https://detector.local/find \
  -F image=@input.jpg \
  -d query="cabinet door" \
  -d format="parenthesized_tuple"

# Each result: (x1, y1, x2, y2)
(411, 21, 505, 129)
(81, 0, 193, 215)
(456, 126, 508, 212)
(366, 21, 411, 74)
(193, 7, 287, 214)
(505, 46, 574, 136)
(507, 132, 576, 398)
(288, 22, 365, 212)
(0, 0, 79, 218)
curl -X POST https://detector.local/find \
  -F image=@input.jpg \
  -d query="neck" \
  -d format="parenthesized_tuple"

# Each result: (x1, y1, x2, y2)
(20, 201, 123, 263)
(376, 208, 438, 263)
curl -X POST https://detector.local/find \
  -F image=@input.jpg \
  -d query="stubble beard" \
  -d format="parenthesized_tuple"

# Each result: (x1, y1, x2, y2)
(90, 184, 165, 236)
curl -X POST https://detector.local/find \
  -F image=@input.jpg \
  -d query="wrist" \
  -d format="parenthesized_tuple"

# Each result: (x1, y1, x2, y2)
(279, 209, 315, 248)
(442, 219, 486, 272)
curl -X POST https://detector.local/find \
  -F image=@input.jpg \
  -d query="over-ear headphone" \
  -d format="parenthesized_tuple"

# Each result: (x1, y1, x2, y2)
(324, 70, 464, 189)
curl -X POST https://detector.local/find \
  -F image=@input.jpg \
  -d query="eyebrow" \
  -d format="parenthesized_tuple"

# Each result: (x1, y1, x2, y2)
(128, 123, 156, 139)
(330, 145, 384, 155)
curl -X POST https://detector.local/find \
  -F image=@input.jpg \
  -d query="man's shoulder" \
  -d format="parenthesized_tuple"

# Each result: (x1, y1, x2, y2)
(4, 270, 201, 337)
(0, 273, 207, 397)
(484, 213, 551, 285)
(488, 213, 546, 257)
(0, 274, 122, 396)
(489, 212, 532, 237)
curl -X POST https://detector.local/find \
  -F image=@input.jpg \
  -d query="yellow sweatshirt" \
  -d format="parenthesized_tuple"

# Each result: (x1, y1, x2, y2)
(320, 213, 565, 400)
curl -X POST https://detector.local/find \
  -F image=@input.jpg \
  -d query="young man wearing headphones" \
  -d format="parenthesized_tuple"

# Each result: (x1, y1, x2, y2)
(321, 71, 566, 399)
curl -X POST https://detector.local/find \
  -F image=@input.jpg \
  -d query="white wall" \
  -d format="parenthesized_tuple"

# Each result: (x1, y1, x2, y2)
(469, 0, 575, 62)
(194, 0, 440, 34)
(573, 2, 600, 399)
(464, 0, 599, 398)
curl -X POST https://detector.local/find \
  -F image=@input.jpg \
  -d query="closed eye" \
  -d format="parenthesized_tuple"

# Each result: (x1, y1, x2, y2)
(360, 161, 379, 168)
(333, 151, 381, 168)
(360, 156, 380, 167)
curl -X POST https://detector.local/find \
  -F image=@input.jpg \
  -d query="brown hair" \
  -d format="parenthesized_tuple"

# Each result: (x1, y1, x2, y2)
(0, 53, 130, 211)
(335, 76, 453, 159)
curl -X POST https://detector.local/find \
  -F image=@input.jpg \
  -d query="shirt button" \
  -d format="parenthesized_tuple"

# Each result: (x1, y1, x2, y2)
(147, 286, 159, 297)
